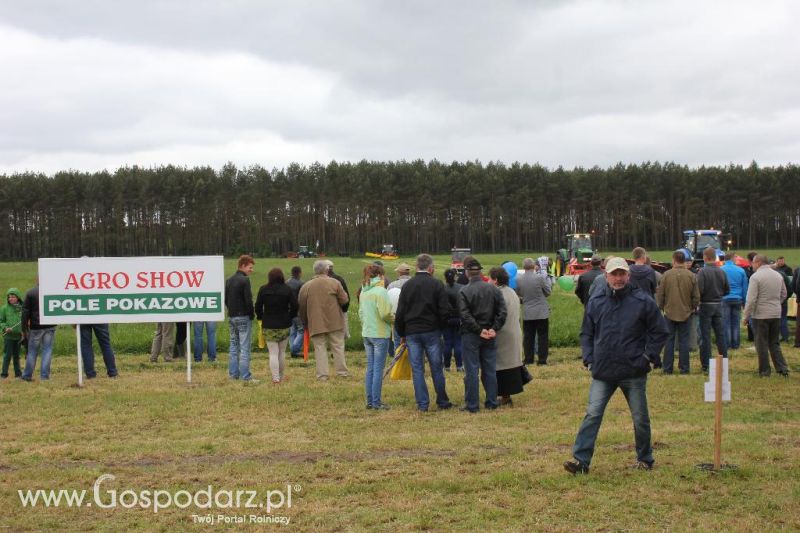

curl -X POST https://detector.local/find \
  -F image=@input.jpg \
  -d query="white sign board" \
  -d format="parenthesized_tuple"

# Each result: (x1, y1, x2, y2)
(38, 256, 225, 325)
(704, 358, 731, 402)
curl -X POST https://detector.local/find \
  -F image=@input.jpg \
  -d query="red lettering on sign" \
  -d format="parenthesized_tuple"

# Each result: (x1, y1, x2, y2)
(166, 271, 183, 288)
(65, 273, 80, 290)
(96, 272, 111, 289)
(112, 272, 130, 289)
(184, 270, 205, 287)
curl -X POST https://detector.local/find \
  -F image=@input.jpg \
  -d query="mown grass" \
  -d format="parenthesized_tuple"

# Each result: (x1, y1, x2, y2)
(1, 344, 798, 531)
(0, 253, 798, 531)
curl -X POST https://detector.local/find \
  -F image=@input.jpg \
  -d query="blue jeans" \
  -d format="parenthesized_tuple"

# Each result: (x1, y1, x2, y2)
(780, 301, 789, 342)
(22, 327, 56, 380)
(572, 376, 653, 467)
(193, 321, 217, 361)
(228, 316, 253, 380)
(698, 303, 727, 370)
(80, 323, 118, 378)
(406, 331, 450, 411)
(461, 332, 498, 411)
(663, 318, 690, 373)
(363, 337, 389, 407)
(442, 324, 463, 369)
(288, 317, 304, 356)
(721, 300, 742, 349)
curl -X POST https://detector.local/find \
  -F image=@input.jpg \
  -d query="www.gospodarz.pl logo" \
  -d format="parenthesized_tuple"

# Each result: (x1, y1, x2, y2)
(18, 474, 298, 520)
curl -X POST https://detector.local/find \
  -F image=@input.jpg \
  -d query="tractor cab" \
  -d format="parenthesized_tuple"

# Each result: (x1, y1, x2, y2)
(679, 230, 724, 267)
(555, 233, 596, 277)
(298, 245, 316, 258)
(451, 248, 472, 273)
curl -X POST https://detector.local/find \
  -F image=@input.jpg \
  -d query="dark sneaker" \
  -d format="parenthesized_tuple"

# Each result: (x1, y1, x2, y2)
(631, 461, 654, 470)
(438, 402, 454, 410)
(459, 407, 478, 414)
(563, 460, 589, 474)
(373, 403, 391, 410)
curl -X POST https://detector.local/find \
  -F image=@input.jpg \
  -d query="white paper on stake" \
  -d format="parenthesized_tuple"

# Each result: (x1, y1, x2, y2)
(704, 357, 731, 402)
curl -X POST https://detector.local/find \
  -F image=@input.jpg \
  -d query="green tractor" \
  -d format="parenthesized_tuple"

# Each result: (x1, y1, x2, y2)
(554, 233, 596, 277)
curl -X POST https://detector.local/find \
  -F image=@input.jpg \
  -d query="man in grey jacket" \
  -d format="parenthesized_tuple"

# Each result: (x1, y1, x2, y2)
(696, 247, 729, 372)
(517, 258, 552, 365)
(743, 255, 789, 377)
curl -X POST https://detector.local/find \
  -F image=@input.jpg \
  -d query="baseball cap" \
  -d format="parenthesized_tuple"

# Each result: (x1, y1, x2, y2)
(605, 257, 630, 273)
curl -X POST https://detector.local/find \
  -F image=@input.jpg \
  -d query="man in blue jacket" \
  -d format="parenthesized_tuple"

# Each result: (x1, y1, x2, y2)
(564, 257, 669, 474)
(721, 253, 748, 349)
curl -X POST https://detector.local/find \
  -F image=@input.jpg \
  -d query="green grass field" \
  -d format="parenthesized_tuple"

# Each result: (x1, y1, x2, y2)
(1, 253, 798, 531)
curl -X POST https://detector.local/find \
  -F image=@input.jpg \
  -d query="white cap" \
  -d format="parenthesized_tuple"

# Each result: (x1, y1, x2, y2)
(605, 257, 630, 273)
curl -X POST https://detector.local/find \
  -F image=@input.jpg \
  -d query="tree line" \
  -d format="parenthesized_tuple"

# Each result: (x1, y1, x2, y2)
(0, 160, 797, 260)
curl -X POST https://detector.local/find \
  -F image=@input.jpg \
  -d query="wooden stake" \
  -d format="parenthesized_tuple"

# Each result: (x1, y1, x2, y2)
(187, 322, 192, 384)
(76, 325, 84, 387)
(714, 353, 723, 470)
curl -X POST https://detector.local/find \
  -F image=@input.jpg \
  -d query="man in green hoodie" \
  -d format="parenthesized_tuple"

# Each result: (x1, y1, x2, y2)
(0, 288, 24, 378)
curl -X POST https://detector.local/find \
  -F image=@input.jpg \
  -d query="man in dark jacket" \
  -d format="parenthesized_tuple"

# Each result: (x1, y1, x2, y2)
(696, 247, 729, 372)
(794, 265, 800, 348)
(575, 254, 603, 305)
(225, 255, 255, 381)
(395, 254, 453, 412)
(459, 258, 507, 413)
(628, 247, 657, 298)
(327, 262, 351, 340)
(21, 280, 58, 381)
(774, 257, 792, 342)
(286, 266, 305, 358)
(564, 257, 668, 474)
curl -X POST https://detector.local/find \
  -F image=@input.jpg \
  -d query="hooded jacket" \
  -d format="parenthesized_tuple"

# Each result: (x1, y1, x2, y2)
(0, 288, 24, 341)
(358, 277, 393, 339)
(628, 264, 657, 297)
(582, 284, 668, 381)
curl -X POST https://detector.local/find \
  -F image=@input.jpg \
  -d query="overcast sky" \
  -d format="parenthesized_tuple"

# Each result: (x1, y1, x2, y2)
(1, 1, 798, 174)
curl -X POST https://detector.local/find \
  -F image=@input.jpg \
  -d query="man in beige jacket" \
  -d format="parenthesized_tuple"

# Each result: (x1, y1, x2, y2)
(743, 255, 789, 377)
(298, 260, 350, 380)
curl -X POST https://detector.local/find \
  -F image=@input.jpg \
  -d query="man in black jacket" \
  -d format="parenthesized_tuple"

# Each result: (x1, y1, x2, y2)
(225, 255, 255, 381)
(575, 254, 603, 305)
(628, 247, 657, 298)
(794, 265, 800, 348)
(327, 262, 351, 339)
(395, 254, 453, 412)
(564, 257, 668, 474)
(458, 259, 507, 413)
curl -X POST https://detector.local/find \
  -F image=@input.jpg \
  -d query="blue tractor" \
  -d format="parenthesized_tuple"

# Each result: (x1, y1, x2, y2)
(677, 229, 725, 270)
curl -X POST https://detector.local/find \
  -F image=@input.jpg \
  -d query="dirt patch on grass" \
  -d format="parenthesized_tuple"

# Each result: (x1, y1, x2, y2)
(13, 448, 461, 472)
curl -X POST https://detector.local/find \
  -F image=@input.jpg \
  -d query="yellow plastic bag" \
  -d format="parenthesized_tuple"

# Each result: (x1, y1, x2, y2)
(257, 321, 266, 349)
(389, 343, 412, 380)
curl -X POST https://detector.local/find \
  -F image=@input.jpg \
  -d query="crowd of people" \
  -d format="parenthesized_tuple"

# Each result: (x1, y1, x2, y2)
(6, 249, 796, 474)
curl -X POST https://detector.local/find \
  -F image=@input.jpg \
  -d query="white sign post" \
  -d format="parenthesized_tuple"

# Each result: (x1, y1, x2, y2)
(38, 256, 225, 386)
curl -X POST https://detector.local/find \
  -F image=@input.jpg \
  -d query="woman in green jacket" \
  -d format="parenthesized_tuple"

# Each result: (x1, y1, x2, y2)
(358, 264, 393, 410)
(1, 288, 24, 378)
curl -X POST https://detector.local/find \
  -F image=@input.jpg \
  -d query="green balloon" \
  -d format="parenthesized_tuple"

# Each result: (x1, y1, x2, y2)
(558, 276, 575, 291)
